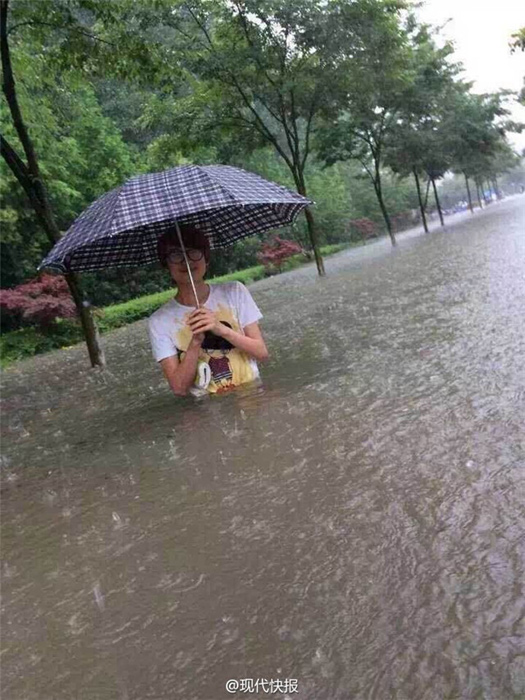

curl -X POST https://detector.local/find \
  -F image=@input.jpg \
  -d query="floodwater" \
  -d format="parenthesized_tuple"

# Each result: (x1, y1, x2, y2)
(1, 197, 524, 700)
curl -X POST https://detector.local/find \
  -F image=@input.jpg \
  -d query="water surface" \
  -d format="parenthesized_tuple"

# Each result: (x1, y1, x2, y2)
(2, 197, 525, 699)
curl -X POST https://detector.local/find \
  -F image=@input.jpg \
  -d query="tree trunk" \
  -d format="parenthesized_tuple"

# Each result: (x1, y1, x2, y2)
(295, 175, 325, 276)
(371, 163, 395, 245)
(423, 177, 431, 210)
(480, 180, 488, 204)
(413, 168, 428, 233)
(431, 177, 444, 227)
(1, 0, 104, 367)
(464, 173, 474, 213)
(493, 176, 501, 199)
(65, 273, 106, 367)
(475, 179, 483, 209)
(375, 183, 395, 245)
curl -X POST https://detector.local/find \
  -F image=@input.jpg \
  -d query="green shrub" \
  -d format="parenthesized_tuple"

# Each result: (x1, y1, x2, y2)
(280, 256, 306, 273)
(96, 288, 175, 333)
(208, 265, 266, 286)
(0, 322, 82, 367)
(319, 242, 359, 255)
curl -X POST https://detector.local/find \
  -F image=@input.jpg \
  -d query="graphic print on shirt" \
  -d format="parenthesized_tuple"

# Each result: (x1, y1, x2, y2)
(175, 303, 257, 393)
(197, 322, 232, 384)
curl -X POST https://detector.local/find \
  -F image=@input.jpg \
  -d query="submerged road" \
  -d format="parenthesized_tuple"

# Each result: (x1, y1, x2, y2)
(1, 196, 525, 699)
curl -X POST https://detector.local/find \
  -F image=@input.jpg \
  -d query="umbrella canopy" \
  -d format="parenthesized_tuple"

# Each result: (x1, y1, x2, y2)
(40, 165, 312, 274)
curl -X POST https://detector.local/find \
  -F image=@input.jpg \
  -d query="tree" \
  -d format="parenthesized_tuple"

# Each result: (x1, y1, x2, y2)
(1, 0, 106, 367)
(510, 27, 525, 53)
(384, 22, 462, 228)
(0, 70, 137, 286)
(315, 0, 417, 245)
(509, 28, 525, 107)
(135, 0, 365, 276)
(120, 0, 414, 271)
(446, 89, 523, 206)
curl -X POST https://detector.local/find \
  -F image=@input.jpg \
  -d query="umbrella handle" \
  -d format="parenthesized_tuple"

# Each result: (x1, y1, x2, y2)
(173, 220, 200, 308)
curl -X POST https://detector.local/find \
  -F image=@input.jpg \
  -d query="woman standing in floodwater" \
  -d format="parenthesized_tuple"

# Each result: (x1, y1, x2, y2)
(148, 224, 269, 397)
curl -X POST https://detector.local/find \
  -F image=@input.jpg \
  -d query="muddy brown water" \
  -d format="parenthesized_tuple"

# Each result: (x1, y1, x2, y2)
(1, 197, 524, 700)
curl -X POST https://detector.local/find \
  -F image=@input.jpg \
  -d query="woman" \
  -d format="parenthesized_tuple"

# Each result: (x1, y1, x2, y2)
(148, 224, 269, 396)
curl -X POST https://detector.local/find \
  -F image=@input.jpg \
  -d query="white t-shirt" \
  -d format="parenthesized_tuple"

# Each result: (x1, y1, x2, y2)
(148, 281, 263, 395)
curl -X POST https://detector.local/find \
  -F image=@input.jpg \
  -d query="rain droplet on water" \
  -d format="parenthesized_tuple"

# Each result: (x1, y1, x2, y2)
(93, 582, 105, 611)
(112, 512, 123, 529)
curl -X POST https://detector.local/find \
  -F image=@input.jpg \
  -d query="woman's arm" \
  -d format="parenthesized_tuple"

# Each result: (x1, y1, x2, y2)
(159, 336, 203, 396)
(188, 309, 269, 361)
(219, 321, 269, 361)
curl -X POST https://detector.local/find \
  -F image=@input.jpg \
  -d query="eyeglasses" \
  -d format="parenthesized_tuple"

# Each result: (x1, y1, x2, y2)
(166, 249, 204, 264)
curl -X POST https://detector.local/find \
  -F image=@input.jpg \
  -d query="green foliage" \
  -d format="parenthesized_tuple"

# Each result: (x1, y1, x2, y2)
(0, 5, 138, 287)
(510, 27, 525, 53)
(0, 321, 81, 368)
(80, 266, 170, 307)
(499, 159, 525, 188)
(384, 23, 462, 183)
(443, 90, 522, 181)
(437, 158, 525, 205)
(314, 3, 419, 235)
(3, 0, 522, 326)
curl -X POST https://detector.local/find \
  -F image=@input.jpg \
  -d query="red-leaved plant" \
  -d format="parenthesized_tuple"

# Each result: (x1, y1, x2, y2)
(256, 236, 303, 272)
(348, 218, 377, 240)
(0, 274, 76, 331)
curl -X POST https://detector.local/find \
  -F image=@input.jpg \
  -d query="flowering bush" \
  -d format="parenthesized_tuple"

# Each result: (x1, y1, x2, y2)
(0, 274, 76, 331)
(256, 236, 304, 273)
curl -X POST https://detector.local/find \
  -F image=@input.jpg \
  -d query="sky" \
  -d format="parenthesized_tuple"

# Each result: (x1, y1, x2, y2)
(416, 0, 525, 152)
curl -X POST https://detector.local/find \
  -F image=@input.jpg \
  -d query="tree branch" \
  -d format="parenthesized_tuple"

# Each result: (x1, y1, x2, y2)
(289, 88, 301, 164)
(233, 2, 279, 91)
(184, 3, 215, 49)
(301, 94, 317, 171)
(230, 82, 295, 171)
(1, 134, 56, 237)
(187, 5, 295, 170)
(1, 0, 41, 178)
(7, 19, 116, 46)
(357, 155, 375, 183)
(1, 0, 61, 243)
(183, 2, 297, 174)
(229, 6, 290, 130)
(234, 3, 299, 166)
(1, 133, 33, 199)
(423, 177, 431, 209)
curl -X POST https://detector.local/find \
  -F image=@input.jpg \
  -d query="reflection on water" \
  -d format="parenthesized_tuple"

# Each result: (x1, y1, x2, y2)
(2, 198, 525, 700)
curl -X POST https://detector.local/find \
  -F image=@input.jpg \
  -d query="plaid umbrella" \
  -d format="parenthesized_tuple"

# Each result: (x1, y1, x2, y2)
(39, 165, 311, 274)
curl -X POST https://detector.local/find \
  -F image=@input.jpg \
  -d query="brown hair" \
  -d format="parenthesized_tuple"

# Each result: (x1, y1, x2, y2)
(157, 223, 210, 268)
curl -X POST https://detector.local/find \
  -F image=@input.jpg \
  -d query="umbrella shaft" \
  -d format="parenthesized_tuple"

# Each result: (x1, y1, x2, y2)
(173, 220, 200, 308)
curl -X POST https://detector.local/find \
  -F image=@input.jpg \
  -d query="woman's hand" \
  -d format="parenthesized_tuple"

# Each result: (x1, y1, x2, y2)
(187, 308, 222, 337)
(187, 312, 268, 362)
(189, 331, 205, 348)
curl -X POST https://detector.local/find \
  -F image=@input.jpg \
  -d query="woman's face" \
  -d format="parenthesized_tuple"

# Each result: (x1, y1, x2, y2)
(166, 247, 207, 286)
